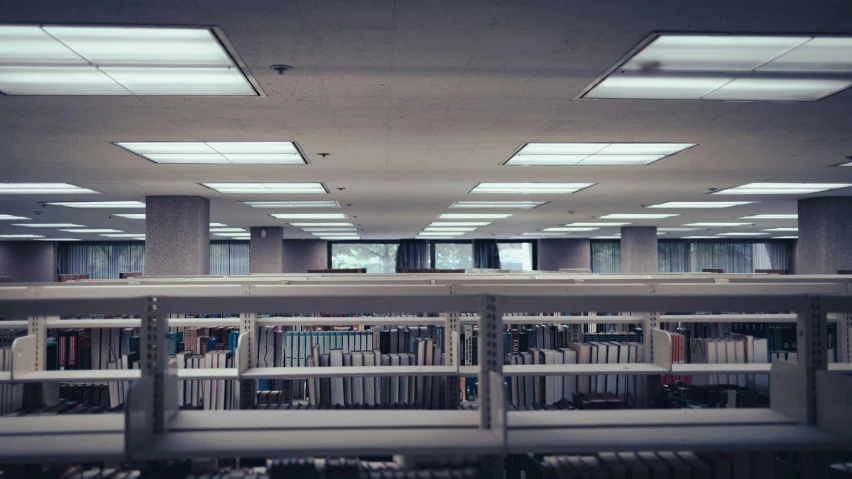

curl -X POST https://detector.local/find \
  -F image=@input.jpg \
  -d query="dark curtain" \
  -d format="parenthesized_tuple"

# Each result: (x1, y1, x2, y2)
(473, 239, 501, 269)
(58, 241, 146, 279)
(210, 240, 250, 275)
(591, 240, 621, 272)
(395, 240, 430, 270)
(658, 240, 690, 272)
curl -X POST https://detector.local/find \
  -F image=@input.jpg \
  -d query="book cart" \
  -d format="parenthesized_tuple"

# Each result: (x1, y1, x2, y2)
(0, 274, 850, 477)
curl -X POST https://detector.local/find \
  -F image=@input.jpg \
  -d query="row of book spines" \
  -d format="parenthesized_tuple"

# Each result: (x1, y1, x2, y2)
(180, 327, 240, 355)
(48, 328, 139, 371)
(175, 350, 238, 410)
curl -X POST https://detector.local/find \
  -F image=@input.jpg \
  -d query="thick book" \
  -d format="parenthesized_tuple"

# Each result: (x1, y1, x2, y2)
(389, 354, 400, 405)
(329, 350, 344, 406)
(568, 342, 592, 394)
(380, 353, 390, 405)
(520, 351, 534, 406)
(399, 354, 409, 405)
(415, 338, 427, 407)
(423, 339, 434, 409)
(320, 354, 331, 406)
(351, 352, 363, 406)
(431, 344, 441, 408)
(363, 351, 375, 406)
(390, 328, 399, 354)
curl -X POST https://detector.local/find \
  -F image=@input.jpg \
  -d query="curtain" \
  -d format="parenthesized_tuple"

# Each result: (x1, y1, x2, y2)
(395, 240, 430, 271)
(58, 241, 146, 279)
(210, 240, 250, 275)
(658, 240, 690, 272)
(473, 239, 501, 269)
(591, 240, 621, 273)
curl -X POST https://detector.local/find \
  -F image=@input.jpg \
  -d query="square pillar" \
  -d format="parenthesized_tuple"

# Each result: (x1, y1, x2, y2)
(620, 226, 658, 273)
(145, 196, 210, 275)
(537, 239, 591, 271)
(798, 197, 852, 274)
(250, 227, 284, 274)
(283, 240, 328, 273)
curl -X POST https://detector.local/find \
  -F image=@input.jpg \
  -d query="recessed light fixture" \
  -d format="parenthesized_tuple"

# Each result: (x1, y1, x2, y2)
(646, 201, 756, 208)
(541, 227, 599, 232)
(449, 201, 547, 209)
(417, 236, 455, 240)
(773, 236, 799, 239)
(591, 236, 621, 239)
(430, 222, 492, 227)
(271, 213, 347, 220)
(300, 228, 357, 232)
(423, 227, 478, 232)
(113, 213, 146, 219)
(0, 234, 44, 238)
(564, 222, 631, 227)
(0, 26, 259, 96)
(438, 213, 512, 220)
(209, 223, 228, 227)
(716, 232, 768, 236)
(737, 214, 798, 219)
(310, 231, 361, 236)
(203, 182, 328, 194)
(0, 183, 99, 194)
(712, 183, 852, 195)
(34, 238, 81, 241)
(763, 227, 798, 232)
(11, 223, 84, 228)
(47, 201, 145, 209)
(242, 201, 339, 208)
(317, 236, 360, 240)
(59, 229, 124, 233)
(470, 183, 595, 194)
(289, 222, 353, 227)
(100, 233, 145, 238)
(522, 232, 571, 236)
(658, 227, 702, 231)
(0, 214, 30, 220)
(506, 143, 695, 166)
(210, 227, 246, 232)
(116, 142, 305, 165)
(418, 231, 466, 236)
(685, 222, 753, 227)
(599, 213, 680, 219)
(682, 236, 721, 239)
(582, 33, 852, 102)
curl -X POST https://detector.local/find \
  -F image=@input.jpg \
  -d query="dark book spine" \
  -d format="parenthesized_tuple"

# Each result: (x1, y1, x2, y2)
(380, 331, 390, 354)
(80, 330, 91, 370)
(472, 335, 478, 366)
(59, 334, 67, 369)
(518, 331, 528, 352)
(68, 332, 77, 369)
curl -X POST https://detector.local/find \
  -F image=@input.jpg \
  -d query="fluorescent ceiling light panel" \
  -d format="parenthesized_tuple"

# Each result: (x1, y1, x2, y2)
(270, 213, 347, 220)
(763, 227, 798, 231)
(0, 234, 45, 238)
(423, 227, 478, 232)
(0, 26, 258, 96)
(210, 227, 246, 232)
(522, 232, 570, 236)
(100, 234, 145, 238)
(682, 236, 721, 239)
(646, 201, 755, 208)
(214, 233, 249, 237)
(470, 183, 594, 194)
(430, 222, 492, 227)
(47, 201, 145, 209)
(599, 213, 680, 219)
(507, 143, 696, 166)
(289, 222, 353, 227)
(202, 183, 327, 194)
(542, 227, 599, 232)
(300, 228, 357, 232)
(311, 232, 361, 236)
(737, 214, 798, 219)
(582, 34, 852, 102)
(12, 223, 84, 228)
(773, 236, 799, 239)
(450, 201, 546, 209)
(658, 227, 702, 231)
(686, 222, 752, 227)
(59, 229, 123, 233)
(116, 142, 305, 165)
(34, 238, 81, 241)
(716, 232, 768, 236)
(438, 213, 513, 219)
(591, 236, 621, 239)
(113, 214, 146, 219)
(418, 232, 465, 236)
(564, 222, 631, 227)
(209, 223, 227, 227)
(0, 214, 30, 220)
(713, 183, 852, 195)
(319, 236, 360, 240)
(0, 183, 99, 194)
(242, 201, 339, 208)
(417, 236, 455, 240)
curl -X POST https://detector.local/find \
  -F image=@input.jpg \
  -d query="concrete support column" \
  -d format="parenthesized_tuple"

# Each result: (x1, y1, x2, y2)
(249, 227, 284, 274)
(537, 239, 591, 272)
(145, 196, 210, 276)
(620, 226, 658, 273)
(0, 242, 57, 282)
(797, 197, 852, 274)
(283, 240, 328, 273)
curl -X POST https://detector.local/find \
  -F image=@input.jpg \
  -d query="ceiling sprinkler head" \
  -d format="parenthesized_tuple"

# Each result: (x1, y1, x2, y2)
(269, 64, 293, 75)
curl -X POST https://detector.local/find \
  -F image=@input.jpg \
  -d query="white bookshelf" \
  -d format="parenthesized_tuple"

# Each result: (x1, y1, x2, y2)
(0, 275, 849, 476)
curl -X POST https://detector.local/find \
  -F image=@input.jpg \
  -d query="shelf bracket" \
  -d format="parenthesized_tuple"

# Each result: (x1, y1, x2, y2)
(445, 311, 461, 410)
(478, 294, 505, 479)
(798, 294, 827, 426)
(238, 312, 257, 409)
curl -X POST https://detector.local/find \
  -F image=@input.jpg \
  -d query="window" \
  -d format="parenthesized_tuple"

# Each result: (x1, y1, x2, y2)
(331, 243, 399, 273)
(434, 243, 474, 270)
(497, 242, 534, 270)
(58, 241, 146, 279)
(210, 240, 249, 275)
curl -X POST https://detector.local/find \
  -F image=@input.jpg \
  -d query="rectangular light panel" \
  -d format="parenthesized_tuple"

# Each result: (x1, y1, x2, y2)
(542, 227, 599, 232)
(582, 33, 852, 102)
(423, 227, 478, 232)
(419, 232, 465, 236)
(300, 228, 357, 232)
(0, 214, 30, 220)
(646, 201, 756, 208)
(116, 142, 305, 165)
(773, 236, 798, 239)
(430, 222, 492, 227)
(522, 232, 570, 236)
(470, 183, 594, 194)
(318, 236, 360, 240)
(100, 234, 145, 238)
(271, 213, 346, 220)
(202, 183, 327, 194)
(507, 143, 695, 166)
(289, 223, 353, 227)
(47, 201, 145, 209)
(438, 213, 513, 219)
(681, 236, 721, 239)
(34, 238, 81, 241)
(310, 232, 360, 236)
(713, 183, 852, 195)
(12, 223, 84, 228)
(737, 214, 798, 219)
(591, 236, 621, 239)
(0, 234, 44, 238)
(763, 228, 798, 232)
(685, 222, 753, 227)
(210, 228, 246, 232)
(113, 213, 146, 219)
(658, 227, 702, 231)
(0, 26, 258, 96)
(599, 213, 680, 219)
(716, 232, 768, 236)
(564, 222, 631, 227)
(59, 229, 123, 233)
(243, 201, 339, 208)
(450, 201, 547, 209)
(0, 183, 99, 194)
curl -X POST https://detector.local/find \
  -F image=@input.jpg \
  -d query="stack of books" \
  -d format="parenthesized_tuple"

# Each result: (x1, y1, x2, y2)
(538, 451, 743, 477)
